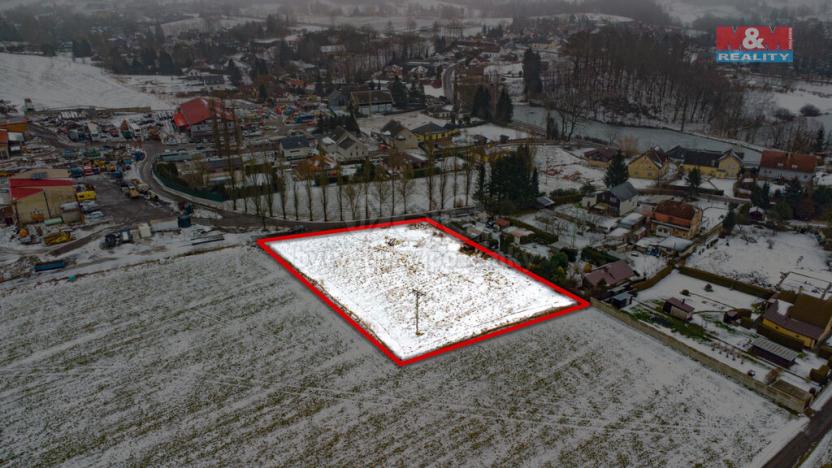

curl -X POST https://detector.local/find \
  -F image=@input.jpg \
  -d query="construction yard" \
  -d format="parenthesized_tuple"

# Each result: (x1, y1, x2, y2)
(0, 246, 803, 466)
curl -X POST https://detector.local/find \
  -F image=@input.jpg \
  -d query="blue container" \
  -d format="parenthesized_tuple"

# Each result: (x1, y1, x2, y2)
(177, 214, 192, 228)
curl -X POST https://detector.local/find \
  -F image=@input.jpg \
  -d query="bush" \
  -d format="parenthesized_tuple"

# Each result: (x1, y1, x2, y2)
(581, 247, 618, 266)
(800, 104, 821, 117)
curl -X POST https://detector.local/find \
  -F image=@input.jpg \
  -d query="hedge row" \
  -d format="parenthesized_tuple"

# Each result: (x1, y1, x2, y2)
(631, 263, 675, 291)
(678, 266, 774, 299)
(581, 247, 618, 266)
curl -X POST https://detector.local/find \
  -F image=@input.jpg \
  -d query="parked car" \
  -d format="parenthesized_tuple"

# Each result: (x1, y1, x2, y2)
(80, 201, 99, 213)
(86, 211, 105, 220)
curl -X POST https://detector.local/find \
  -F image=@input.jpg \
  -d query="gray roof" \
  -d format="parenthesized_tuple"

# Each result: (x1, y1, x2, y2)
(609, 181, 638, 202)
(751, 337, 800, 362)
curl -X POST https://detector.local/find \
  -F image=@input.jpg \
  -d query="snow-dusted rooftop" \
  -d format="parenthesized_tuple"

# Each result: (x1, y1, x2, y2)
(266, 221, 580, 361)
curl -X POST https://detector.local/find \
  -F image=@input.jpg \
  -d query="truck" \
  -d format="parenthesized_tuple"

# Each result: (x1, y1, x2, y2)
(44, 231, 72, 246)
(34, 260, 66, 272)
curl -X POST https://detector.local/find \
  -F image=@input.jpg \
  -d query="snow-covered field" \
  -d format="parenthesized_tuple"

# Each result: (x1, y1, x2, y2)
(688, 227, 832, 294)
(535, 145, 605, 191)
(266, 221, 576, 360)
(0, 246, 801, 465)
(0, 53, 173, 111)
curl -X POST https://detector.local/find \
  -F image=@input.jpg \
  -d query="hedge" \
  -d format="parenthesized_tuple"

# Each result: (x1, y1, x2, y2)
(581, 247, 618, 266)
(507, 218, 558, 245)
(631, 263, 675, 291)
(678, 266, 775, 299)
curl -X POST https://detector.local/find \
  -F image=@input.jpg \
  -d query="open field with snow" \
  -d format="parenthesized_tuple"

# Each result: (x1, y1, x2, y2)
(0, 245, 802, 465)
(266, 221, 577, 360)
(0, 53, 173, 111)
(688, 227, 832, 295)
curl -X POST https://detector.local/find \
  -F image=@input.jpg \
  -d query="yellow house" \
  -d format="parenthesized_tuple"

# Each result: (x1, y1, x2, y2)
(628, 148, 670, 180)
(760, 295, 832, 349)
(669, 147, 743, 179)
(411, 122, 458, 143)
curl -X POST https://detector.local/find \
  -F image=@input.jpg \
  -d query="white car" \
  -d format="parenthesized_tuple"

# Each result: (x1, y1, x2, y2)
(86, 211, 105, 220)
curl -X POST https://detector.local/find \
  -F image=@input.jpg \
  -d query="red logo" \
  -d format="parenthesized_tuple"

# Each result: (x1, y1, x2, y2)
(716, 26, 793, 51)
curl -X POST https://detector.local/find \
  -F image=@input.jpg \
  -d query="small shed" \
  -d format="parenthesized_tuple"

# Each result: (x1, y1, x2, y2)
(750, 337, 799, 368)
(663, 297, 694, 321)
(609, 292, 633, 309)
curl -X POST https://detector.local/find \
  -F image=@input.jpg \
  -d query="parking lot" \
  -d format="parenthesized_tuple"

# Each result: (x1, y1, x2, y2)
(82, 174, 174, 226)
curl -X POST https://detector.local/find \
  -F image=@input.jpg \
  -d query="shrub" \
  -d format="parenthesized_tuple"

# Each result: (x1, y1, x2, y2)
(800, 104, 821, 117)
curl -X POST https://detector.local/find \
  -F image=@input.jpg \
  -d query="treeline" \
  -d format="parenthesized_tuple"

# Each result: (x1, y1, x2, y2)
(487, 0, 672, 25)
(549, 26, 748, 137)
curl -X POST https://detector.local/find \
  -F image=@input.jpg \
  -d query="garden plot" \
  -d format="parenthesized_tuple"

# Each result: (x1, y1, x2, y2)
(0, 247, 804, 466)
(688, 227, 832, 294)
(263, 221, 581, 361)
(536, 145, 605, 191)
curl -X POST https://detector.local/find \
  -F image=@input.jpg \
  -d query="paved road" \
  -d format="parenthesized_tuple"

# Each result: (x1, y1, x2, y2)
(764, 398, 832, 468)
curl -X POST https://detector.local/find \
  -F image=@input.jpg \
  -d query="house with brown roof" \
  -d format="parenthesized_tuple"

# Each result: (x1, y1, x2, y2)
(668, 146, 743, 179)
(584, 147, 618, 168)
(648, 200, 702, 240)
(759, 151, 818, 183)
(582, 260, 636, 290)
(350, 90, 393, 116)
(760, 295, 832, 349)
(628, 147, 670, 180)
(380, 120, 418, 151)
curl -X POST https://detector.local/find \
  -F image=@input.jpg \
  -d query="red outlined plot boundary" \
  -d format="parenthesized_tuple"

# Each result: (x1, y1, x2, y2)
(256, 217, 590, 366)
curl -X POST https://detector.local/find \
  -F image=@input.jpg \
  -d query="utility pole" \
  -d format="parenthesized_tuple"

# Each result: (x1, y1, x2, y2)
(413, 289, 425, 336)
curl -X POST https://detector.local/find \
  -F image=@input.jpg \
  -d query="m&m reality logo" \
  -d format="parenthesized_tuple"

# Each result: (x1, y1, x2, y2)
(716, 26, 793, 63)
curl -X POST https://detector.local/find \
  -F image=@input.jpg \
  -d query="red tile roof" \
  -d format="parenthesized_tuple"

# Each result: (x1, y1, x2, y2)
(176, 97, 233, 127)
(760, 151, 817, 174)
(655, 200, 696, 220)
(10, 186, 43, 200)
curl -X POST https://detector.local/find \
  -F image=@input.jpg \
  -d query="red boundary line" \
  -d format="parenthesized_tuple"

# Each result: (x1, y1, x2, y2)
(256, 217, 590, 366)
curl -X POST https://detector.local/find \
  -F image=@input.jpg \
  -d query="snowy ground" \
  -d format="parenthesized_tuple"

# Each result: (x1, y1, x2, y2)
(688, 227, 832, 295)
(0, 53, 173, 111)
(0, 246, 802, 465)
(535, 145, 605, 192)
(266, 221, 576, 360)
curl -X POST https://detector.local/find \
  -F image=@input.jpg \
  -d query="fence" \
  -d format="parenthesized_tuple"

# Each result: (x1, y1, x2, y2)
(677, 266, 775, 299)
(592, 298, 811, 413)
(153, 168, 228, 203)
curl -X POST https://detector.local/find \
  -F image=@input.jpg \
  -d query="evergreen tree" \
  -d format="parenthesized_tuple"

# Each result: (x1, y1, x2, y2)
(389, 77, 409, 108)
(722, 206, 736, 233)
(603, 151, 629, 188)
(545, 112, 558, 140)
(471, 85, 491, 121)
(816, 126, 826, 153)
(226, 59, 243, 87)
(495, 88, 513, 124)
(784, 178, 804, 208)
(158, 51, 178, 75)
(522, 48, 542, 97)
(686, 167, 702, 198)
(751, 182, 772, 209)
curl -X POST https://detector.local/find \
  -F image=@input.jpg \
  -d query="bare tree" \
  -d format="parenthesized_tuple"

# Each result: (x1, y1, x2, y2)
(317, 166, 329, 222)
(344, 182, 360, 220)
(372, 168, 391, 218)
(397, 162, 416, 214)
(336, 165, 345, 222)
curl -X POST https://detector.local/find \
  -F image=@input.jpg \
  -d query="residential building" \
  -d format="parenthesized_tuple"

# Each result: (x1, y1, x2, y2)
(759, 150, 818, 183)
(280, 135, 317, 161)
(648, 200, 702, 239)
(663, 298, 694, 321)
(668, 146, 743, 179)
(350, 90, 393, 115)
(380, 120, 419, 151)
(411, 122, 458, 143)
(321, 127, 367, 162)
(628, 148, 670, 180)
(582, 260, 636, 290)
(760, 295, 832, 348)
(595, 181, 638, 217)
(584, 147, 618, 168)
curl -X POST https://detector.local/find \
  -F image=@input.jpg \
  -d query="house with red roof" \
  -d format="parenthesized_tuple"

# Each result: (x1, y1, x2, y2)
(759, 150, 818, 183)
(172, 97, 235, 141)
(9, 176, 77, 225)
(648, 200, 702, 240)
